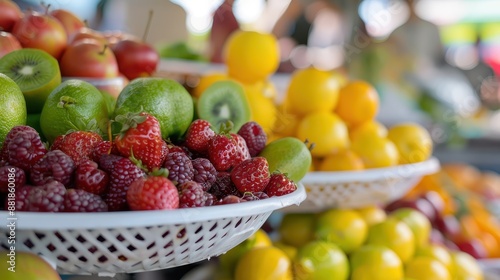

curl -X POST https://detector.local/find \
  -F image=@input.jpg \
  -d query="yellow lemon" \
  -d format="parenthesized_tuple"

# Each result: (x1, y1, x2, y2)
(350, 244, 404, 280)
(286, 67, 341, 116)
(349, 120, 388, 142)
(351, 135, 399, 168)
(235, 246, 293, 280)
(244, 82, 277, 135)
(296, 111, 349, 157)
(225, 30, 280, 84)
(356, 206, 387, 227)
(405, 257, 451, 280)
(366, 217, 415, 263)
(387, 123, 433, 164)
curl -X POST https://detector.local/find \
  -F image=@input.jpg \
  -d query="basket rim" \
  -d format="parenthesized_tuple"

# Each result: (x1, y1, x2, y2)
(302, 157, 440, 183)
(0, 183, 306, 230)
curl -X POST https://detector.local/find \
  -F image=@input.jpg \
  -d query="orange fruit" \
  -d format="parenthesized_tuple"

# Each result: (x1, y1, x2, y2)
(286, 67, 341, 116)
(192, 72, 228, 99)
(349, 120, 387, 142)
(225, 30, 279, 84)
(319, 149, 364, 171)
(335, 80, 379, 127)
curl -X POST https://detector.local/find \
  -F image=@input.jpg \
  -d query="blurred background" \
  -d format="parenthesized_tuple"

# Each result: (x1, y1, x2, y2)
(10, 0, 500, 279)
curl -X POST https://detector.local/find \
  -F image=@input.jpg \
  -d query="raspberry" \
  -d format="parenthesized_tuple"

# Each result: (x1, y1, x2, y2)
(90, 140, 119, 162)
(75, 160, 109, 195)
(209, 172, 239, 199)
(5, 185, 32, 211)
(241, 192, 269, 201)
(7, 130, 47, 171)
(237, 121, 267, 157)
(30, 150, 76, 187)
(265, 173, 297, 197)
(28, 181, 67, 212)
(168, 144, 192, 159)
(231, 157, 271, 193)
(204, 192, 216, 206)
(178, 181, 206, 208)
(0, 166, 25, 193)
(98, 154, 123, 173)
(64, 189, 108, 212)
(217, 195, 242, 205)
(126, 175, 179, 210)
(0, 126, 38, 161)
(105, 157, 145, 211)
(191, 158, 217, 191)
(231, 133, 251, 165)
(163, 152, 194, 185)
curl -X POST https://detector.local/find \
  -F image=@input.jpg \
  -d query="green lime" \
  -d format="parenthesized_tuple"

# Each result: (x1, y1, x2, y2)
(26, 113, 44, 141)
(0, 73, 27, 145)
(114, 77, 194, 140)
(40, 79, 109, 143)
(293, 241, 349, 280)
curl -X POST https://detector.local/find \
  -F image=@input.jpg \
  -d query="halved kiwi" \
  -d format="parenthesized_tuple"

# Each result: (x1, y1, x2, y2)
(0, 48, 61, 113)
(197, 80, 251, 132)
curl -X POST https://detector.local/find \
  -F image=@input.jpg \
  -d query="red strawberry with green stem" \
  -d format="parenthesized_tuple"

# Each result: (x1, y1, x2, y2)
(184, 119, 215, 154)
(114, 112, 163, 171)
(207, 121, 238, 172)
(57, 131, 103, 165)
(231, 157, 271, 193)
(126, 169, 179, 211)
(265, 172, 297, 197)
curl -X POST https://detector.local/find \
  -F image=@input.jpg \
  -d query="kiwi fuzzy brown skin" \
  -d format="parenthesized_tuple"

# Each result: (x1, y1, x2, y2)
(0, 48, 61, 113)
(196, 80, 251, 133)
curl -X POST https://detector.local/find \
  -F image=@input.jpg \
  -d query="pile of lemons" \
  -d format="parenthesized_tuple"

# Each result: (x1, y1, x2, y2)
(215, 207, 484, 280)
(275, 67, 433, 171)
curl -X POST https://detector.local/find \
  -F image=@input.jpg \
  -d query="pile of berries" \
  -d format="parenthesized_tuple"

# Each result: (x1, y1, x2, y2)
(0, 113, 297, 213)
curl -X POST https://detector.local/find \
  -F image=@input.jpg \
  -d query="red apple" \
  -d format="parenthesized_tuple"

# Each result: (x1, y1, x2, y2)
(434, 214, 461, 239)
(385, 198, 436, 222)
(419, 191, 445, 216)
(59, 39, 119, 78)
(454, 238, 488, 259)
(0, 31, 21, 58)
(0, 0, 22, 32)
(50, 9, 85, 39)
(12, 11, 68, 59)
(111, 38, 159, 80)
(69, 27, 107, 46)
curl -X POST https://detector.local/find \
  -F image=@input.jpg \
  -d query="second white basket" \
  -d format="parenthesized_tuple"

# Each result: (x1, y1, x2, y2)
(284, 157, 440, 212)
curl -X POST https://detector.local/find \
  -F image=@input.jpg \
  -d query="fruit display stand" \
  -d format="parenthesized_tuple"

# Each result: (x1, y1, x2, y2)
(287, 157, 440, 212)
(0, 184, 305, 276)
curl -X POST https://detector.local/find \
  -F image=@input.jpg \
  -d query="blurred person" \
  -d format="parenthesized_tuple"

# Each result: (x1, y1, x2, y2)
(271, 0, 347, 72)
(98, 0, 188, 47)
(209, 0, 240, 63)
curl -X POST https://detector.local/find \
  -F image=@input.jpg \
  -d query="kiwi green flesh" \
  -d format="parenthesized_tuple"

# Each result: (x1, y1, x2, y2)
(0, 48, 61, 113)
(197, 80, 251, 132)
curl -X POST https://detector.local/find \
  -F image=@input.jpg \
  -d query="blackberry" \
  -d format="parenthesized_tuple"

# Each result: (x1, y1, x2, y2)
(191, 158, 217, 191)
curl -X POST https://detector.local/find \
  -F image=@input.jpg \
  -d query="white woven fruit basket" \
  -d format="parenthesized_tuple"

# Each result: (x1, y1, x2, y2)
(284, 157, 440, 212)
(0, 184, 306, 276)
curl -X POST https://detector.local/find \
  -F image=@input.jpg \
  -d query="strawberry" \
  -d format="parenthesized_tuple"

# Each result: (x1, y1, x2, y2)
(57, 131, 103, 165)
(105, 157, 145, 211)
(231, 133, 251, 165)
(75, 160, 109, 195)
(114, 112, 163, 171)
(50, 135, 65, 151)
(265, 173, 297, 197)
(184, 119, 215, 154)
(207, 134, 237, 172)
(231, 157, 270, 193)
(90, 140, 119, 162)
(126, 172, 179, 210)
